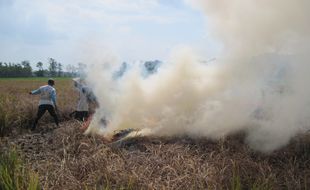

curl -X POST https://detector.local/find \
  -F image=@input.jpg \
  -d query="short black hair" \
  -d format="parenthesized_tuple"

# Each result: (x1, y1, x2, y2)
(48, 79, 55, 86)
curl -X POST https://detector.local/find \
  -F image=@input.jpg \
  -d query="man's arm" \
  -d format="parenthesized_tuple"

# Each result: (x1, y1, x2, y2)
(29, 88, 41, 95)
(51, 90, 57, 108)
(51, 90, 58, 112)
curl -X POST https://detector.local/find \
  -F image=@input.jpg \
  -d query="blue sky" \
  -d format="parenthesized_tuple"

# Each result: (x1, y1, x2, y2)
(0, 0, 219, 69)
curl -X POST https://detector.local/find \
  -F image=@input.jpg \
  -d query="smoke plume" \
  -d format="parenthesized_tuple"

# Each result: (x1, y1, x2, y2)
(86, 0, 310, 152)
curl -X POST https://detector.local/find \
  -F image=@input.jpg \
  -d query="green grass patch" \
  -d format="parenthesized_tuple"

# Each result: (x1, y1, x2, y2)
(0, 149, 40, 190)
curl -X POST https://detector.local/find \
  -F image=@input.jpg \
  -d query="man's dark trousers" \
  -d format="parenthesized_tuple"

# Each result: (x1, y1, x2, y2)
(32, 104, 59, 130)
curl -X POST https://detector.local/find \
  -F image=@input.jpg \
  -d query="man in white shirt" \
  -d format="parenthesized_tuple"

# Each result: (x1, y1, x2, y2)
(70, 78, 97, 121)
(29, 79, 59, 131)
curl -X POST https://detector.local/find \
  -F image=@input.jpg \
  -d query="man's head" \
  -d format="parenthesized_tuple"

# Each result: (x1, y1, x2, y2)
(48, 78, 55, 86)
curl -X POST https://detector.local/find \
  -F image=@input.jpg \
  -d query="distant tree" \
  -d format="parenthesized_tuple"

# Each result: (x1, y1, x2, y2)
(144, 60, 161, 74)
(77, 62, 87, 77)
(36, 62, 43, 70)
(113, 62, 127, 79)
(21, 60, 32, 77)
(14, 63, 22, 76)
(36, 61, 44, 77)
(77, 62, 86, 72)
(48, 58, 57, 77)
(66, 64, 77, 77)
(21, 60, 30, 67)
(142, 60, 161, 77)
(57, 63, 63, 77)
(0, 62, 4, 77)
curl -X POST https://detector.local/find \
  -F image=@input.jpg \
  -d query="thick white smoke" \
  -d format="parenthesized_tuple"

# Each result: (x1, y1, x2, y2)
(85, 0, 310, 152)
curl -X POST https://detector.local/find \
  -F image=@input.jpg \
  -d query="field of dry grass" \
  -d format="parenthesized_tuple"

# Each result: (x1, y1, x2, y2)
(0, 78, 78, 135)
(0, 78, 309, 189)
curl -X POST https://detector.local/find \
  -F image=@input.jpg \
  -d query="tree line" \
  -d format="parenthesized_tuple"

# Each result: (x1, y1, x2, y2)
(0, 61, 32, 77)
(0, 58, 83, 78)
